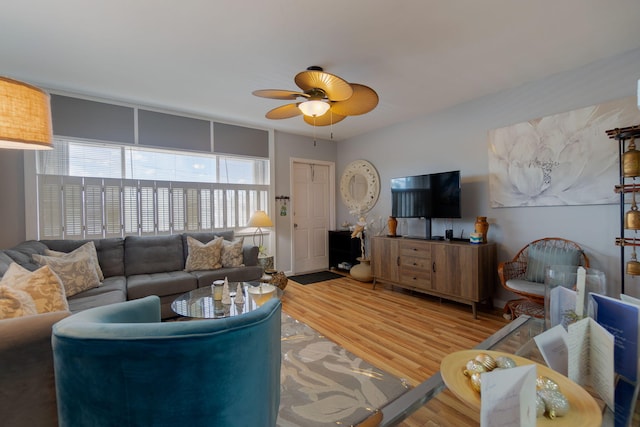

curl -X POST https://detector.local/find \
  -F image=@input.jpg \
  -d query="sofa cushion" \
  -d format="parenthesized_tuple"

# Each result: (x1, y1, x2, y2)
(67, 276, 127, 300)
(42, 241, 104, 281)
(524, 244, 581, 283)
(67, 290, 127, 313)
(127, 271, 197, 300)
(182, 231, 235, 260)
(5, 241, 48, 272)
(0, 285, 38, 319)
(44, 238, 126, 279)
(32, 252, 101, 297)
(185, 236, 223, 272)
(0, 263, 69, 313)
(221, 238, 244, 267)
(125, 235, 184, 276)
(0, 251, 15, 277)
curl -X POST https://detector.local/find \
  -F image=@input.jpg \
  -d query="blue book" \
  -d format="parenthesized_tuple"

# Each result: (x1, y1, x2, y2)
(589, 293, 639, 383)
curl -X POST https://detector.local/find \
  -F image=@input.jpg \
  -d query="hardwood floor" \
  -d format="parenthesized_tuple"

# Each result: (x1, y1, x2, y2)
(280, 274, 508, 387)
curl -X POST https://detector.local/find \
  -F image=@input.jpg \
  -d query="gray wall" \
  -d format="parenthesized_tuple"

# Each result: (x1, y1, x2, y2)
(0, 150, 26, 248)
(337, 47, 640, 303)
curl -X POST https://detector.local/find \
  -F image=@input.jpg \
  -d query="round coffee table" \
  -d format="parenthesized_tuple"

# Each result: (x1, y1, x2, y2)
(171, 281, 282, 319)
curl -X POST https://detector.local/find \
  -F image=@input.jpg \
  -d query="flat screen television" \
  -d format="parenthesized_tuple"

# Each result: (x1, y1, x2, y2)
(391, 170, 461, 219)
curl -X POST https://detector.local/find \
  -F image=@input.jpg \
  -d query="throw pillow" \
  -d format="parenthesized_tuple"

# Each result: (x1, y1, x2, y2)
(0, 285, 38, 319)
(44, 241, 104, 281)
(524, 243, 581, 283)
(32, 252, 101, 297)
(184, 236, 223, 272)
(0, 263, 69, 313)
(221, 237, 245, 268)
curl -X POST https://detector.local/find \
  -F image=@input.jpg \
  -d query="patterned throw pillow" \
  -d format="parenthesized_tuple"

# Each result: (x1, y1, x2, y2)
(185, 236, 224, 272)
(0, 263, 69, 313)
(44, 241, 104, 281)
(221, 238, 245, 268)
(33, 252, 101, 297)
(0, 285, 38, 319)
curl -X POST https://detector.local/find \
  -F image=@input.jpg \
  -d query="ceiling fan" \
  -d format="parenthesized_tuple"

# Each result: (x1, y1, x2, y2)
(252, 66, 378, 126)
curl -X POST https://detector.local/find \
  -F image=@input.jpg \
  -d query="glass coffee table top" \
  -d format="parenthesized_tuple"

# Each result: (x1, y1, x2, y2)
(171, 281, 282, 319)
(379, 315, 639, 426)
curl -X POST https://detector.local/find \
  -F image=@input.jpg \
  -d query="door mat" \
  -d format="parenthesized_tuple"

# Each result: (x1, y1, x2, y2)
(288, 271, 343, 285)
(279, 313, 410, 426)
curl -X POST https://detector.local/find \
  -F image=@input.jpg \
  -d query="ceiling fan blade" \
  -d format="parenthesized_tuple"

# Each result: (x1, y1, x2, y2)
(330, 84, 379, 116)
(252, 89, 307, 100)
(303, 110, 347, 126)
(265, 103, 302, 119)
(295, 70, 353, 101)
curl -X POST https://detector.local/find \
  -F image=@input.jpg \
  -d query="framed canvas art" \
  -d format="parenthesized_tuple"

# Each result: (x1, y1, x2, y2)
(489, 96, 640, 207)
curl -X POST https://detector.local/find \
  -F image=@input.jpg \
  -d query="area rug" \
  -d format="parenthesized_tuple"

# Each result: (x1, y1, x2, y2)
(288, 271, 343, 285)
(279, 313, 410, 426)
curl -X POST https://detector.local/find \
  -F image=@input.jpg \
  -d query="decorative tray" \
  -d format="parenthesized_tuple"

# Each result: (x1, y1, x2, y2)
(440, 350, 602, 426)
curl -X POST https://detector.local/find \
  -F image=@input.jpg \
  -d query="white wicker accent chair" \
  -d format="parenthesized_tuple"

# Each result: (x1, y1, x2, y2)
(498, 237, 589, 320)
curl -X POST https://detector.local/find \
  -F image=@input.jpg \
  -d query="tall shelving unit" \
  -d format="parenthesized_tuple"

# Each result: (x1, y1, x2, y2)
(608, 124, 640, 294)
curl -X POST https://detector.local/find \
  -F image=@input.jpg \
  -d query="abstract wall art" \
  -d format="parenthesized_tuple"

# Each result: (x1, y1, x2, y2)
(488, 96, 640, 207)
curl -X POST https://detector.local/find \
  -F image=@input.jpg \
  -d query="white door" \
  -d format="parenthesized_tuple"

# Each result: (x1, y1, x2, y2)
(292, 160, 334, 273)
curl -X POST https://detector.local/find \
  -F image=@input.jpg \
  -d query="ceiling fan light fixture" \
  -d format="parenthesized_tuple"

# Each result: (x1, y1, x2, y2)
(298, 100, 330, 117)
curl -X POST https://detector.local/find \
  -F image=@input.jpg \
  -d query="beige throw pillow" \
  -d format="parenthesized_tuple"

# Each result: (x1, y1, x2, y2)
(44, 241, 104, 281)
(185, 236, 223, 271)
(33, 252, 101, 297)
(221, 237, 245, 268)
(0, 263, 69, 313)
(0, 285, 38, 319)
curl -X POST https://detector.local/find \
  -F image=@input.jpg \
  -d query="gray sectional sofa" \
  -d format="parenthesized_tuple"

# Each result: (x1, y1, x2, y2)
(0, 230, 263, 427)
(0, 230, 263, 319)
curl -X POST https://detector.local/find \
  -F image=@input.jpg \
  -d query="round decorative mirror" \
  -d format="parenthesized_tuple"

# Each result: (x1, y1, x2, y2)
(340, 160, 380, 214)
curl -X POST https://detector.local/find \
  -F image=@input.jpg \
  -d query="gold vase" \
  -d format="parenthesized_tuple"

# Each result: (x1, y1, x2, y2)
(350, 258, 373, 282)
(474, 216, 489, 243)
(388, 216, 398, 236)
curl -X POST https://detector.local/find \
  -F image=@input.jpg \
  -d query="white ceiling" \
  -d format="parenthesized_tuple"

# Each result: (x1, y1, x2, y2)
(2, 0, 640, 141)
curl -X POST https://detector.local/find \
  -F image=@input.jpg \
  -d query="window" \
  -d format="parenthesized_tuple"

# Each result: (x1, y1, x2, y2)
(36, 139, 270, 239)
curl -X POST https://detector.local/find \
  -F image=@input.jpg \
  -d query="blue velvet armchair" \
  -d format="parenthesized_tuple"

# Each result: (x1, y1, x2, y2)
(52, 295, 281, 427)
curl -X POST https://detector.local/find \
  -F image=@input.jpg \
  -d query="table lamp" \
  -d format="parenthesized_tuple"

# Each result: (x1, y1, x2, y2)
(247, 210, 273, 251)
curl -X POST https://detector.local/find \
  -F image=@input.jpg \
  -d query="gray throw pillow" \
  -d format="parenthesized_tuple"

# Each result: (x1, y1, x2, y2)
(524, 244, 581, 283)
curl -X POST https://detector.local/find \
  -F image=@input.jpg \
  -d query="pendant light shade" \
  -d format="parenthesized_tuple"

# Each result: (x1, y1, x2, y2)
(298, 100, 330, 117)
(0, 77, 53, 150)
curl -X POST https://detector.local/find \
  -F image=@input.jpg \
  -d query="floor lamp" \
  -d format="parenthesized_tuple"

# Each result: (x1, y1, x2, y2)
(247, 210, 273, 253)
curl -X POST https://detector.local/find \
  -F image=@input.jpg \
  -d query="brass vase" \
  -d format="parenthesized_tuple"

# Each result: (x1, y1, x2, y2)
(388, 216, 398, 236)
(474, 216, 489, 243)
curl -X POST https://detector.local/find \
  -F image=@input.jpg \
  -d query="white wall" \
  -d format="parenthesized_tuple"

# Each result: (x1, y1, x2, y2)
(336, 47, 640, 304)
(0, 150, 26, 248)
(273, 131, 337, 272)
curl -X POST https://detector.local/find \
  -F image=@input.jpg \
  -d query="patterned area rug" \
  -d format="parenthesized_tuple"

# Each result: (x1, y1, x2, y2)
(279, 313, 410, 426)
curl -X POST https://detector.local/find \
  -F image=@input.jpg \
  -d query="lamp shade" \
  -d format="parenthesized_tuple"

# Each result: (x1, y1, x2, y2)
(298, 100, 330, 117)
(0, 77, 53, 150)
(247, 210, 273, 228)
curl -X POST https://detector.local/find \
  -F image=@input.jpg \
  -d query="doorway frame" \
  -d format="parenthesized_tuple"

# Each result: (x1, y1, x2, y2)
(289, 157, 336, 274)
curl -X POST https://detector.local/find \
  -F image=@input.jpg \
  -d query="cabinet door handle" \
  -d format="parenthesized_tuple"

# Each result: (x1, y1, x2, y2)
(396, 256, 400, 266)
(432, 262, 436, 273)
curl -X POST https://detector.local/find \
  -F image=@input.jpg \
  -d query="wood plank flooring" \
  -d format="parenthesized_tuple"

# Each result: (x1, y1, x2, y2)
(280, 274, 508, 387)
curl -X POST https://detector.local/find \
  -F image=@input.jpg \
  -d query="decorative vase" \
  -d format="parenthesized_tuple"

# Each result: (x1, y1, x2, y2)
(474, 216, 489, 243)
(388, 216, 398, 236)
(350, 258, 373, 282)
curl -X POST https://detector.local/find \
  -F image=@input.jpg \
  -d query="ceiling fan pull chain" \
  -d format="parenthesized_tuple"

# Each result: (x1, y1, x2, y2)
(313, 116, 317, 146)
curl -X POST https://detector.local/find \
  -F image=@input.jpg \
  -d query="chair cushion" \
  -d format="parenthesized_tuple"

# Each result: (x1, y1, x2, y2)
(524, 243, 581, 283)
(505, 278, 545, 297)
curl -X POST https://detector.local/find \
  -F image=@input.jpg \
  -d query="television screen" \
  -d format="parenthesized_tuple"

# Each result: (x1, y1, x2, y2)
(391, 170, 461, 219)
